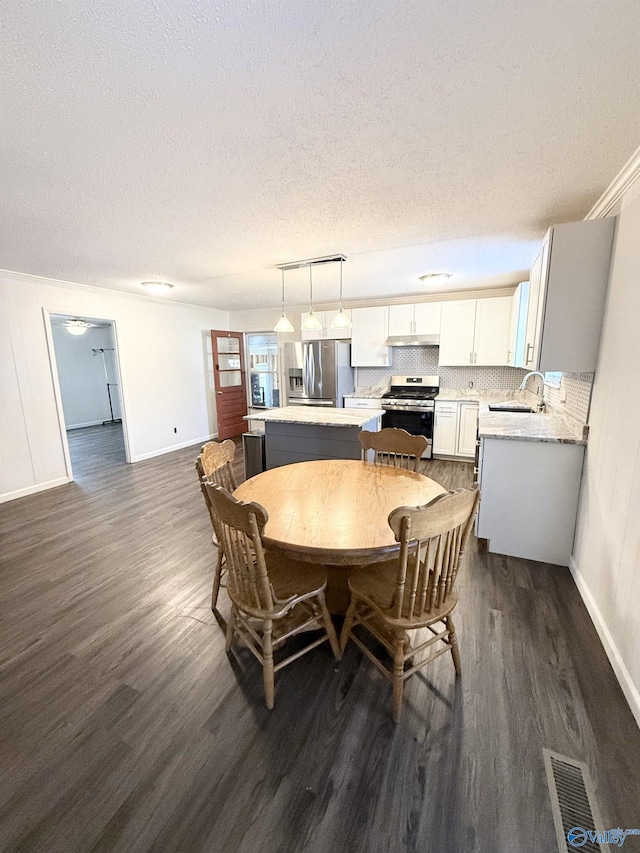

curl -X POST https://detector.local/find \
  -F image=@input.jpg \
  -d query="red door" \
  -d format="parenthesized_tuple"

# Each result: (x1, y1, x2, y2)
(211, 330, 248, 440)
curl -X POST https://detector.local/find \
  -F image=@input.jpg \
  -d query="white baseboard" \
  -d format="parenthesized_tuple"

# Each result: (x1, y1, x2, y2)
(130, 433, 218, 463)
(0, 476, 71, 504)
(569, 556, 640, 729)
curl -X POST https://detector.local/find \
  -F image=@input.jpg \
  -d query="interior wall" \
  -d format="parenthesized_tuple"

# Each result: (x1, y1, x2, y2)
(571, 177, 640, 727)
(51, 323, 120, 428)
(0, 272, 229, 502)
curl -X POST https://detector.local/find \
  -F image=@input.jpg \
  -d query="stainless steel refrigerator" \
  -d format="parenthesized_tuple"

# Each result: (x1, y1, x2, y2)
(283, 340, 355, 407)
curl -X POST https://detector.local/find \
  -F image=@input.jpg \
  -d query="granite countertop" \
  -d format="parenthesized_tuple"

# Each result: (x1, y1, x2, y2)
(437, 389, 586, 444)
(244, 405, 385, 428)
(477, 395, 587, 445)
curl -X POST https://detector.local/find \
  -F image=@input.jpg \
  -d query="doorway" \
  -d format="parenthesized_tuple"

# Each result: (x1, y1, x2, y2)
(48, 313, 128, 481)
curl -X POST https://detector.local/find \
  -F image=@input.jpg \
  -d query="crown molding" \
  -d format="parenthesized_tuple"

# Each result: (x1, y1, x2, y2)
(585, 143, 640, 220)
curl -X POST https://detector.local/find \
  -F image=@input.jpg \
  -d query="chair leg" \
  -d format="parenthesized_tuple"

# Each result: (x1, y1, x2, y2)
(262, 619, 275, 710)
(225, 606, 236, 652)
(211, 549, 224, 611)
(340, 598, 358, 653)
(448, 615, 462, 675)
(392, 631, 405, 724)
(317, 592, 342, 661)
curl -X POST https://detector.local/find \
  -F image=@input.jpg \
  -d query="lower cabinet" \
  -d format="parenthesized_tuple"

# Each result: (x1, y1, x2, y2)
(433, 401, 478, 458)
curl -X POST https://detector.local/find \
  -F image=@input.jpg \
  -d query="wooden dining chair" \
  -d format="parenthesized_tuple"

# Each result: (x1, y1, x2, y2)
(205, 482, 342, 710)
(359, 427, 429, 472)
(195, 439, 237, 611)
(340, 487, 480, 723)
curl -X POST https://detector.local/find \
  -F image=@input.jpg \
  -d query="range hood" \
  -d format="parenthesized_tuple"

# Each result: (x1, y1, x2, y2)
(385, 333, 440, 347)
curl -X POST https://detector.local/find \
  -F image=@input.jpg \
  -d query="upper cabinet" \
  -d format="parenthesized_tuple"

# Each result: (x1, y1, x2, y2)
(388, 302, 442, 337)
(439, 296, 512, 366)
(507, 282, 529, 367)
(300, 309, 352, 341)
(351, 306, 390, 366)
(521, 219, 615, 372)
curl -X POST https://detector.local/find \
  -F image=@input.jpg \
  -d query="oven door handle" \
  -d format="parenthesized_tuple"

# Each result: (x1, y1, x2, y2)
(382, 405, 434, 413)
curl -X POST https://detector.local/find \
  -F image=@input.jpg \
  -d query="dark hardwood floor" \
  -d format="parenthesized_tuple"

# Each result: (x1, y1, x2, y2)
(1, 432, 639, 852)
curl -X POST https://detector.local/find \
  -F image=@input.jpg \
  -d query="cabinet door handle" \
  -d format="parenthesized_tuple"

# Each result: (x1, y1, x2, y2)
(470, 350, 473, 364)
(526, 343, 533, 364)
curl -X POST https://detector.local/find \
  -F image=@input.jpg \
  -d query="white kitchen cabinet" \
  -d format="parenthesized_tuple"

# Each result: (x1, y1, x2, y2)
(476, 437, 585, 565)
(388, 304, 414, 337)
(521, 218, 615, 372)
(388, 302, 441, 337)
(457, 402, 479, 457)
(433, 400, 478, 459)
(508, 282, 529, 367)
(343, 396, 383, 409)
(350, 306, 390, 367)
(474, 296, 512, 365)
(300, 310, 352, 340)
(439, 297, 512, 366)
(433, 403, 458, 456)
(434, 400, 478, 458)
(438, 301, 477, 365)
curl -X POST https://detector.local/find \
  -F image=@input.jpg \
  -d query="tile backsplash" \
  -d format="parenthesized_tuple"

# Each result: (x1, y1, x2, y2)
(544, 372, 594, 423)
(357, 347, 595, 424)
(357, 347, 529, 391)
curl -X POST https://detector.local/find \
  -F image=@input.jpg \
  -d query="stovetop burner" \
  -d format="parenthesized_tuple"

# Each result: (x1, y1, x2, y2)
(381, 375, 440, 409)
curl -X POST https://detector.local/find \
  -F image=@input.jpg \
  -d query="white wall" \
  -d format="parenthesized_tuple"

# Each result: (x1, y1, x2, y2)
(52, 324, 120, 428)
(0, 271, 229, 502)
(571, 176, 640, 727)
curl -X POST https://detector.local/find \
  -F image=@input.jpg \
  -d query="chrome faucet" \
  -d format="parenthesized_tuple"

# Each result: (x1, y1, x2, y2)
(519, 371, 545, 410)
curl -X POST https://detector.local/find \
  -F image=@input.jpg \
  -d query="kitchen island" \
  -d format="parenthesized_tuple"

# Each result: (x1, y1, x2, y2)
(245, 405, 384, 469)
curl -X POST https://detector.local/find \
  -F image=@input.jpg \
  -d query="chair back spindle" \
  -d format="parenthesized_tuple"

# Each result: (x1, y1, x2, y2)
(388, 489, 480, 622)
(205, 483, 275, 616)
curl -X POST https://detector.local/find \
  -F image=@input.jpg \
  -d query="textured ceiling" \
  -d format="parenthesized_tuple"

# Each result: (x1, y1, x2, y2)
(1, 1, 639, 311)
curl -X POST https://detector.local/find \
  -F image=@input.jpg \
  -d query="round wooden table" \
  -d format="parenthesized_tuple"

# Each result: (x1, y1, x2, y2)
(234, 459, 446, 613)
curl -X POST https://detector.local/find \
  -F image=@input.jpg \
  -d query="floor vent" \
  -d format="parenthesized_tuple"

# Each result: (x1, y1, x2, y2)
(544, 749, 610, 853)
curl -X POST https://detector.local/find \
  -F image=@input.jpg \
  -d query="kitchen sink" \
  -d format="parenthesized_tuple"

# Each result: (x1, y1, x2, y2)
(488, 405, 537, 413)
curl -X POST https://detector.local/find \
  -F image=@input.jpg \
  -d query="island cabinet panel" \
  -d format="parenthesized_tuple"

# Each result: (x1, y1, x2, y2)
(264, 415, 381, 468)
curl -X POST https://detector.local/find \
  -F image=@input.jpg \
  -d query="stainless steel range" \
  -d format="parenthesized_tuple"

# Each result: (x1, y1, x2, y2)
(381, 375, 440, 458)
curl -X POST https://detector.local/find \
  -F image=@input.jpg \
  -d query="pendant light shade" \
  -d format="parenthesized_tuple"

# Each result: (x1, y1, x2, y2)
(273, 268, 294, 333)
(330, 257, 352, 329)
(301, 264, 323, 331)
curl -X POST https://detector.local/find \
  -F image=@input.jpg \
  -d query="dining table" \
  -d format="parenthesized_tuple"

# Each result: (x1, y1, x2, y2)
(233, 458, 446, 614)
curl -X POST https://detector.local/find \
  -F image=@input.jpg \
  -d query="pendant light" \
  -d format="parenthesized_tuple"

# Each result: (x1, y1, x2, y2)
(273, 268, 294, 333)
(330, 257, 352, 329)
(301, 264, 323, 331)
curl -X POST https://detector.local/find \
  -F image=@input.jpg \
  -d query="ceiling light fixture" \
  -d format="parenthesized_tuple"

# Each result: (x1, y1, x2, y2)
(141, 281, 174, 296)
(273, 268, 294, 333)
(330, 257, 352, 329)
(64, 318, 92, 337)
(301, 264, 323, 332)
(419, 273, 452, 283)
